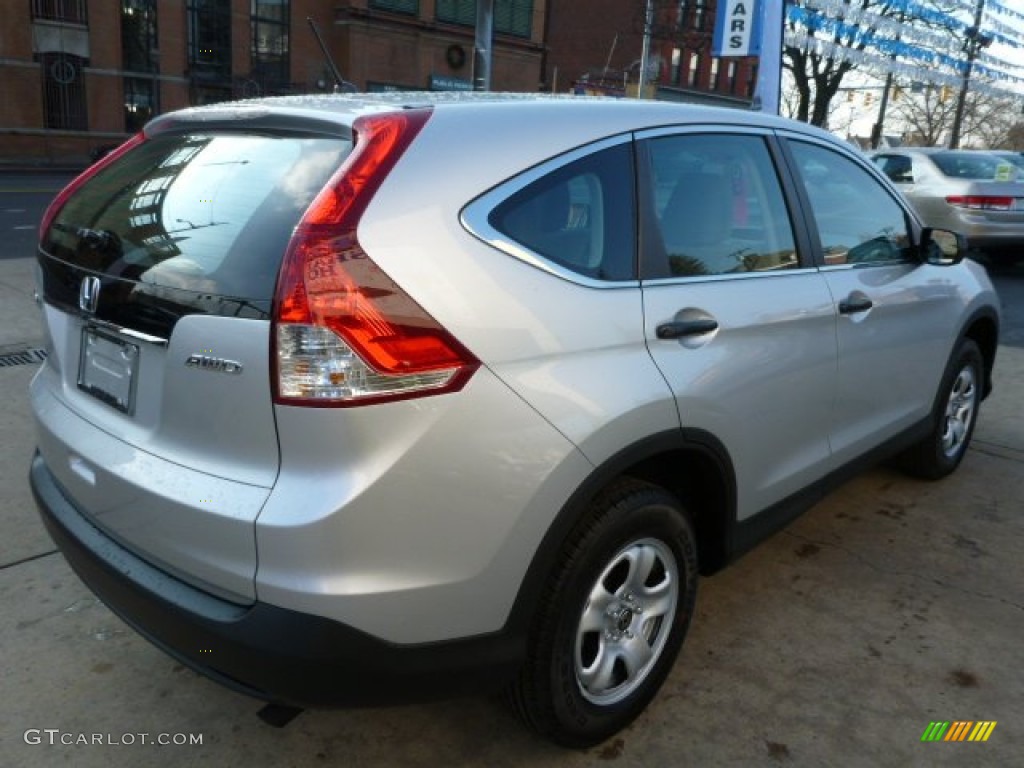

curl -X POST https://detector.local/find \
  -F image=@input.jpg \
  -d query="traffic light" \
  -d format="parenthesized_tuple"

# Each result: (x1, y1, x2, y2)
(865, 92, 873, 106)
(847, 90, 855, 103)
(892, 86, 902, 101)
(940, 86, 953, 103)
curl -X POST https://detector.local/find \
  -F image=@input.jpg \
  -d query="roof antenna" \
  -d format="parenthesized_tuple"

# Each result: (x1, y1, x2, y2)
(307, 17, 357, 93)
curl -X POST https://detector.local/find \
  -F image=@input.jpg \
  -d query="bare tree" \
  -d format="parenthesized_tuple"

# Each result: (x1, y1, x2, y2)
(968, 95, 1024, 149)
(784, 0, 901, 126)
(1003, 122, 1024, 150)
(893, 86, 958, 145)
(895, 87, 1021, 148)
(783, 1, 974, 128)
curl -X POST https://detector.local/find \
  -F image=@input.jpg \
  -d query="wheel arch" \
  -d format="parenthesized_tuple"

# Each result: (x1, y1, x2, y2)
(505, 429, 736, 637)
(960, 307, 999, 400)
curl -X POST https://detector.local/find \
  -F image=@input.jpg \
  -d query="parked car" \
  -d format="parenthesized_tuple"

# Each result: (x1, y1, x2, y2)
(990, 149, 1024, 171)
(30, 94, 1000, 747)
(871, 147, 1024, 261)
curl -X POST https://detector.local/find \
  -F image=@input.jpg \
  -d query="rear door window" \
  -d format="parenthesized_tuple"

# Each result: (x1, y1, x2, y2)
(43, 132, 351, 303)
(640, 133, 800, 278)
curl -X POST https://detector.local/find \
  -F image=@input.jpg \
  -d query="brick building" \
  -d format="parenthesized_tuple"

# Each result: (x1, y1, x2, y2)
(544, 0, 758, 105)
(0, 0, 546, 165)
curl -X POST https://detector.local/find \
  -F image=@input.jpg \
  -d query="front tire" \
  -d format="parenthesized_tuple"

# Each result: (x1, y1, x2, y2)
(509, 479, 698, 747)
(899, 338, 984, 480)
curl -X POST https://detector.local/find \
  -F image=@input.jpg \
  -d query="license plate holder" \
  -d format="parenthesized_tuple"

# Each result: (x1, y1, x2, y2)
(78, 327, 139, 414)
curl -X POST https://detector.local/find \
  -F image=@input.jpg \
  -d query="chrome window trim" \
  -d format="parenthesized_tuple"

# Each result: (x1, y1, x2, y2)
(460, 134, 640, 290)
(634, 124, 774, 141)
(641, 266, 819, 287)
(817, 260, 913, 273)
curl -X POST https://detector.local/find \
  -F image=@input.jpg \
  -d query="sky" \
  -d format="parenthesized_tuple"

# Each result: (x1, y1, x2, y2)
(782, 0, 1024, 141)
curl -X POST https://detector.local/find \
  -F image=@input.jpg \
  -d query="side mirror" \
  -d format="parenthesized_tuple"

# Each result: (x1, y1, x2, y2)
(920, 227, 966, 266)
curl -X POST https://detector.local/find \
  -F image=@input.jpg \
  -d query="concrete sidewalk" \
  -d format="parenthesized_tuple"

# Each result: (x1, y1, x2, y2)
(1, 254, 1022, 767)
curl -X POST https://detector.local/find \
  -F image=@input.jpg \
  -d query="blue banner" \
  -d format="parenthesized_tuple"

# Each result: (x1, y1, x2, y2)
(713, 0, 762, 57)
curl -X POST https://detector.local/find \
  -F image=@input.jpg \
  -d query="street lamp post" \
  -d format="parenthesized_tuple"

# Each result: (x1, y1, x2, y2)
(949, 0, 991, 148)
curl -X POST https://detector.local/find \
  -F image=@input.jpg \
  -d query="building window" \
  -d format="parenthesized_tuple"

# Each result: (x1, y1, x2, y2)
(437, 0, 534, 38)
(187, 0, 232, 80)
(679, 0, 704, 30)
(31, 0, 87, 24)
(251, 0, 289, 87)
(726, 60, 737, 94)
(687, 52, 700, 88)
(41, 52, 88, 129)
(746, 62, 758, 97)
(370, 0, 418, 13)
(709, 57, 719, 90)
(124, 76, 157, 132)
(122, 1, 158, 74)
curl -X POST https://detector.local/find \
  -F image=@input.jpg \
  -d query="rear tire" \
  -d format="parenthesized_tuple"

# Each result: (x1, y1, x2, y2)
(509, 479, 698, 748)
(898, 339, 983, 480)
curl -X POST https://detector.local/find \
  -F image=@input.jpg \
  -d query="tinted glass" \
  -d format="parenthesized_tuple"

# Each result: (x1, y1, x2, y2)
(643, 133, 798, 277)
(930, 151, 1008, 179)
(44, 132, 351, 302)
(790, 141, 912, 266)
(489, 143, 636, 281)
(875, 154, 913, 183)
(995, 152, 1024, 170)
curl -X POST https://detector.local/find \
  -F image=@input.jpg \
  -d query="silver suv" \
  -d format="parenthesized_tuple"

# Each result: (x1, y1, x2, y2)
(30, 94, 1000, 747)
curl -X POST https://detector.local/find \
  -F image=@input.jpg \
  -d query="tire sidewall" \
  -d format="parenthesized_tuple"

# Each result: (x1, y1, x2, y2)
(929, 339, 984, 474)
(545, 498, 698, 744)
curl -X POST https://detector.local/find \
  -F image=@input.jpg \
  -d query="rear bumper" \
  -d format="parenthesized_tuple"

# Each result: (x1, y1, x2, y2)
(30, 452, 525, 707)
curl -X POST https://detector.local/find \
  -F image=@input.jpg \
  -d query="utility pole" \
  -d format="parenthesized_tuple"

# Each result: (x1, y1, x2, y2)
(870, 11, 903, 150)
(473, 0, 494, 91)
(870, 71, 895, 149)
(949, 0, 990, 148)
(638, 0, 654, 97)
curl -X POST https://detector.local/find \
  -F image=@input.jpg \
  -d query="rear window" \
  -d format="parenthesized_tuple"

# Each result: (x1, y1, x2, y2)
(930, 151, 1010, 180)
(43, 132, 351, 302)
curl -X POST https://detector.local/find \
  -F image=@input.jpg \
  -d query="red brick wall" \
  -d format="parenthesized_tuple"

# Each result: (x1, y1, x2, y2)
(545, 0, 642, 91)
(0, 66, 45, 130)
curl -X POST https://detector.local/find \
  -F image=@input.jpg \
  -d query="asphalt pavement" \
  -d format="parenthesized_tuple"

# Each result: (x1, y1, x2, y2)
(1, 173, 1023, 767)
(0, 174, 74, 261)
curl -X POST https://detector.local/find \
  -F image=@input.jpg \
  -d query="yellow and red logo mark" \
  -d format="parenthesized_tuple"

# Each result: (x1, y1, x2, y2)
(921, 721, 997, 742)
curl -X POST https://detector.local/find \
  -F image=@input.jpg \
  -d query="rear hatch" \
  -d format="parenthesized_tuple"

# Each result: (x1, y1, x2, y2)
(33, 111, 353, 600)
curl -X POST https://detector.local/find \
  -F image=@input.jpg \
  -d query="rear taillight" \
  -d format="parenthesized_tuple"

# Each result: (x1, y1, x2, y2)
(272, 108, 479, 407)
(945, 195, 1015, 211)
(38, 132, 145, 241)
